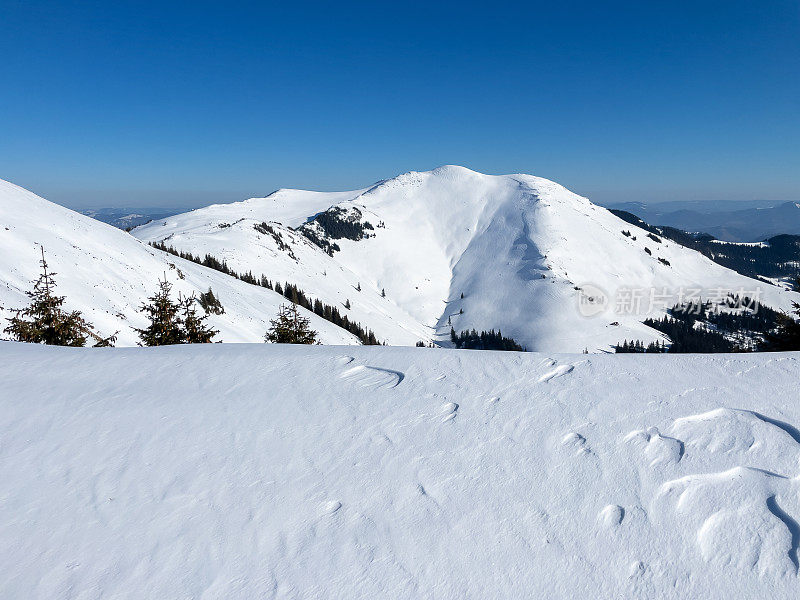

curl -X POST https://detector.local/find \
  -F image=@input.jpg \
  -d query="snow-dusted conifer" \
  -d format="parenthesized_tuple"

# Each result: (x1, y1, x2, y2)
(265, 303, 318, 344)
(181, 295, 218, 343)
(136, 277, 184, 346)
(4, 248, 90, 347)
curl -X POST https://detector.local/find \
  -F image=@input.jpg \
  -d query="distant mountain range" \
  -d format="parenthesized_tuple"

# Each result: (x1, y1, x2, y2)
(604, 200, 800, 242)
(79, 207, 182, 230)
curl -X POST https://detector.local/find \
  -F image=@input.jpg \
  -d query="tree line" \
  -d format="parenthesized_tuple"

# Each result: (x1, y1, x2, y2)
(2, 248, 322, 347)
(614, 293, 800, 353)
(450, 327, 526, 351)
(611, 209, 800, 281)
(150, 241, 381, 344)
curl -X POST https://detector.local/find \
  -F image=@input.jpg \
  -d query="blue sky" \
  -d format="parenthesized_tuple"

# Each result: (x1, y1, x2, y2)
(1, 0, 798, 209)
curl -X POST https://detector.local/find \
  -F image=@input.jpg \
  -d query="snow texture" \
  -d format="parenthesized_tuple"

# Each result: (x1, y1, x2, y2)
(2, 342, 800, 598)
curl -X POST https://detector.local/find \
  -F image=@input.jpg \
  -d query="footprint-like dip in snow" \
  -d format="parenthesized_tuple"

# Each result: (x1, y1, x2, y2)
(623, 426, 683, 467)
(628, 561, 645, 579)
(340, 365, 404, 389)
(562, 432, 590, 455)
(539, 364, 574, 383)
(441, 402, 459, 422)
(598, 504, 625, 528)
(322, 500, 342, 515)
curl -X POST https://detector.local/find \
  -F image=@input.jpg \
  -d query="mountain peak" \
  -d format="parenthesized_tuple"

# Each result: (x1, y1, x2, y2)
(131, 169, 799, 351)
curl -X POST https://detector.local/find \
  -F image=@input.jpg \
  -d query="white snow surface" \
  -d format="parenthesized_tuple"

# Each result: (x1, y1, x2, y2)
(0, 179, 359, 346)
(2, 342, 800, 598)
(133, 165, 800, 351)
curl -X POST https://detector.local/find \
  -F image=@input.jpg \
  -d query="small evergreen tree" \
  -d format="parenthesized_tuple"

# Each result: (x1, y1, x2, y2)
(344, 299, 351, 309)
(4, 248, 91, 347)
(136, 277, 184, 346)
(198, 288, 224, 314)
(265, 303, 318, 344)
(763, 303, 800, 350)
(381, 288, 386, 298)
(181, 294, 218, 343)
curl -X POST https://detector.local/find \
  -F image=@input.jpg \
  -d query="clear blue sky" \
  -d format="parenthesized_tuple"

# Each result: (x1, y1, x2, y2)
(1, 0, 798, 209)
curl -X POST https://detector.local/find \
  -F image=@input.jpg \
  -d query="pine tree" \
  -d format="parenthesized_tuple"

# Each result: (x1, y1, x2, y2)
(4, 248, 91, 347)
(265, 303, 318, 344)
(344, 299, 351, 309)
(198, 287, 224, 314)
(135, 277, 184, 346)
(763, 302, 800, 350)
(356, 282, 361, 292)
(381, 288, 386, 298)
(181, 294, 218, 343)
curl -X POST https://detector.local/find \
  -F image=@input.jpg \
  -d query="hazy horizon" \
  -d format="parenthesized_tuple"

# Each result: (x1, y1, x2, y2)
(9, 166, 800, 213)
(2, 2, 798, 210)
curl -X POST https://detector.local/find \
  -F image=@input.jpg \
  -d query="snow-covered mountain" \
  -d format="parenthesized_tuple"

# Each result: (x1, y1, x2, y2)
(3, 341, 800, 598)
(134, 166, 800, 352)
(0, 179, 361, 346)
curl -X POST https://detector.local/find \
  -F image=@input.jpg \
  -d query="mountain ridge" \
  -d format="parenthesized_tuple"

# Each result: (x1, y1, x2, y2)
(133, 166, 800, 351)
(0, 178, 361, 346)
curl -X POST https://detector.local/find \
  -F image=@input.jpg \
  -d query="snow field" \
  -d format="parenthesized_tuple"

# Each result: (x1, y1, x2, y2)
(2, 342, 800, 598)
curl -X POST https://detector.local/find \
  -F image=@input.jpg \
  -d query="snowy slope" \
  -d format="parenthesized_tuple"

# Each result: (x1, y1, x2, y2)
(0, 179, 359, 346)
(134, 166, 800, 352)
(3, 342, 800, 598)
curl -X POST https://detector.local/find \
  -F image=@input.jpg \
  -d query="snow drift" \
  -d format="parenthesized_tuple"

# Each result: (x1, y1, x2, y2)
(2, 342, 799, 598)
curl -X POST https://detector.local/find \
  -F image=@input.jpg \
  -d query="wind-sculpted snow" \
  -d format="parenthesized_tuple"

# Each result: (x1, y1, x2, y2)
(2, 343, 800, 598)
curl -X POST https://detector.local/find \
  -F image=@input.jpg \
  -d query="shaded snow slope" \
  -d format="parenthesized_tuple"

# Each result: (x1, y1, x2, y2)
(0, 179, 359, 346)
(134, 166, 800, 351)
(2, 342, 800, 598)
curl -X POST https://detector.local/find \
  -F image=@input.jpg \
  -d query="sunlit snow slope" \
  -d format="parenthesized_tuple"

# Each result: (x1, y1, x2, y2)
(134, 166, 800, 351)
(2, 342, 800, 598)
(0, 179, 359, 346)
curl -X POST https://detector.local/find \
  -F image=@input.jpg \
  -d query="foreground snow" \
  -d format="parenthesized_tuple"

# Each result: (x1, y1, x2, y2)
(2, 342, 800, 598)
